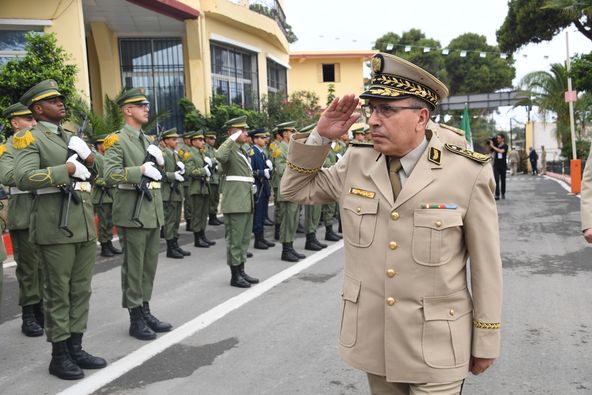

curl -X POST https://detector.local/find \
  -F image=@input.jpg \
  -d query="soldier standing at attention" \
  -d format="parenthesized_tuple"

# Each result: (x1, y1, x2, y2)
(270, 129, 283, 239)
(205, 131, 223, 226)
(248, 128, 275, 250)
(160, 128, 190, 258)
(0, 103, 44, 337)
(14, 80, 106, 379)
(187, 130, 215, 248)
(281, 53, 503, 394)
(179, 132, 194, 231)
(103, 88, 172, 341)
(215, 116, 259, 288)
(92, 134, 123, 257)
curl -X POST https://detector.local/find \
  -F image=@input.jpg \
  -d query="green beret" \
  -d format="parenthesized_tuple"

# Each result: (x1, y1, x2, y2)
(2, 102, 32, 119)
(116, 87, 149, 107)
(299, 123, 317, 133)
(19, 79, 64, 107)
(162, 128, 179, 139)
(276, 121, 296, 132)
(223, 116, 248, 130)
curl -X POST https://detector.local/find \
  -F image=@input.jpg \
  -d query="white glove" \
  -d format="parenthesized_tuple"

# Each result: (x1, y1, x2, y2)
(264, 169, 271, 179)
(68, 136, 91, 160)
(203, 165, 211, 177)
(174, 171, 184, 182)
(252, 184, 258, 195)
(331, 141, 337, 150)
(176, 161, 185, 174)
(204, 156, 212, 167)
(336, 153, 343, 160)
(142, 161, 162, 181)
(147, 145, 164, 166)
(265, 159, 273, 170)
(230, 129, 243, 142)
(67, 154, 91, 180)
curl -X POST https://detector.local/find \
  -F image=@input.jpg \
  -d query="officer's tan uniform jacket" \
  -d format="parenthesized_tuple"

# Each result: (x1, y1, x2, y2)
(281, 131, 502, 383)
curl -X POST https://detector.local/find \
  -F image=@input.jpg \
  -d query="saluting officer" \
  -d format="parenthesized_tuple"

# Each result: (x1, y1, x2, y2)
(204, 130, 223, 226)
(215, 116, 259, 288)
(0, 103, 44, 337)
(103, 88, 172, 341)
(14, 80, 106, 380)
(92, 133, 123, 257)
(160, 128, 190, 258)
(281, 53, 502, 394)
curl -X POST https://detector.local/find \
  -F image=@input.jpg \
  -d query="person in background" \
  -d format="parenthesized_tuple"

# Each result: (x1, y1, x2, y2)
(529, 147, 539, 176)
(508, 146, 520, 176)
(490, 133, 508, 199)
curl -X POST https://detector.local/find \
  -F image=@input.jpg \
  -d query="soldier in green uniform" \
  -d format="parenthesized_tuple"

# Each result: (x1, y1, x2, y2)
(103, 88, 172, 341)
(91, 134, 123, 257)
(269, 129, 283, 239)
(215, 116, 259, 288)
(160, 128, 190, 258)
(321, 139, 343, 242)
(179, 132, 194, 231)
(0, 103, 44, 337)
(205, 131, 223, 226)
(14, 80, 106, 379)
(186, 130, 215, 247)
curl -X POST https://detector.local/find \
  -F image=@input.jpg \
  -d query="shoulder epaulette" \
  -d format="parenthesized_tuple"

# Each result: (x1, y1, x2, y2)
(13, 130, 35, 150)
(0, 143, 6, 158)
(271, 148, 281, 159)
(445, 144, 490, 164)
(269, 142, 278, 151)
(439, 123, 465, 136)
(349, 141, 374, 147)
(249, 148, 254, 157)
(104, 133, 119, 150)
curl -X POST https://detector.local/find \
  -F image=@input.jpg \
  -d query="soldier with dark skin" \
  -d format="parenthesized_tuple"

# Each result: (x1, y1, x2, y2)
(0, 103, 44, 337)
(103, 88, 172, 341)
(14, 80, 106, 380)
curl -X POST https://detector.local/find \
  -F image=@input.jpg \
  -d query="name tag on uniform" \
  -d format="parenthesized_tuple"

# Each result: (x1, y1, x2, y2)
(350, 188, 376, 199)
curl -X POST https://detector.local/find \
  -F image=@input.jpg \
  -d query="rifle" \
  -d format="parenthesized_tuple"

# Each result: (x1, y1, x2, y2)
(58, 115, 89, 237)
(97, 184, 112, 209)
(131, 125, 165, 227)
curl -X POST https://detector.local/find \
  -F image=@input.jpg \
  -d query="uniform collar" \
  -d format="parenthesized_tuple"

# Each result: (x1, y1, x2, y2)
(39, 121, 60, 135)
(400, 137, 428, 178)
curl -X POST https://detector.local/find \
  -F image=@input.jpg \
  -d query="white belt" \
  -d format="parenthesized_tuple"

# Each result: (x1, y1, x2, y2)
(225, 176, 254, 183)
(118, 182, 161, 190)
(36, 182, 92, 195)
(9, 187, 32, 195)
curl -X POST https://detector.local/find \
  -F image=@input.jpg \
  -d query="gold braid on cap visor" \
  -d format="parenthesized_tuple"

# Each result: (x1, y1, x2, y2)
(365, 74, 439, 107)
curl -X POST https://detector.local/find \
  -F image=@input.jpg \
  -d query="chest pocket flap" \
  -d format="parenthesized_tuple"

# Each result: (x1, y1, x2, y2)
(342, 194, 379, 248)
(414, 209, 463, 230)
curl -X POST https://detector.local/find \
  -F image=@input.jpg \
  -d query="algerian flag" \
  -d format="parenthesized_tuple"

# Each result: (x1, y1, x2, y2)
(460, 104, 473, 150)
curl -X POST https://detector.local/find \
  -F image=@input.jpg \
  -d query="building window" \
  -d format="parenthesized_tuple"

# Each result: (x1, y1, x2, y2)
(119, 38, 185, 131)
(0, 29, 41, 66)
(267, 58, 287, 97)
(210, 42, 259, 110)
(322, 64, 336, 82)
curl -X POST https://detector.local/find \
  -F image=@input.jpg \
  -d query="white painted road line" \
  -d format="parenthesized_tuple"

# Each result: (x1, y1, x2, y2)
(57, 240, 344, 395)
(543, 175, 577, 196)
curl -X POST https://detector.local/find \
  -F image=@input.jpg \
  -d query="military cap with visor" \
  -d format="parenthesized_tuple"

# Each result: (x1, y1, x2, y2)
(204, 130, 217, 138)
(248, 128, 267, 139)
(360, 53, 449, 110)
(162, 127, 180, 139)
(19, 79, 65, 108)
(191, 130, 205, 139)
(299, 123, 317, 133)
(275, 121, 297, 133)
(223, 116, 248, 130)
(2, 102, 32, 119)
(116, 87, 150, 107)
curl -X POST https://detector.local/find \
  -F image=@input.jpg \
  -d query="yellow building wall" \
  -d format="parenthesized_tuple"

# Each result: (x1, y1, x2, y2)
(288, 57, 367, 106)
(0, 0, 90, 101)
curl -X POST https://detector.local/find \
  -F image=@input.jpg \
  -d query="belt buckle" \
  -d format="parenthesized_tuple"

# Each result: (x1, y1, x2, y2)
(148, 181, 160, 190)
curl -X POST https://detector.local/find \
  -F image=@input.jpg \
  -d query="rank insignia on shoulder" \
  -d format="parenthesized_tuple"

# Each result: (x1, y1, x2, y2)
(428, 147, 441, 165)
(13, 130, 35, 150)
(444, 144, 490, 164)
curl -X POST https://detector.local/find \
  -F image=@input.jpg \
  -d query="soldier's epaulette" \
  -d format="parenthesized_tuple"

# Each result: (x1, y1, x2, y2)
(445, 144, 490, 164)
(271, 148, 281, 159)
(104, 132, 120, 150)
(439, 123, 465, 136)
(349, 141, 374, 147)
(332, 144, 342, 152)
(183, 151, 190, 161)
(13, 130, 35, 150)
(249, 148, 254, 157)
(269, 142, 278, 151)
(0, 143, 6, 158)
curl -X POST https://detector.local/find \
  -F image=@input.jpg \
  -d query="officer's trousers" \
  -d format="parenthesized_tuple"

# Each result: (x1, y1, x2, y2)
(304, 204, 322, 234)
(183, 185, 192, 222)
(208, 183, 220, 215)
(279, 201, 299, 243)
(224, 212, 252, 266)
(367, 373, 463, 395)
(252, 192, 270, 235)
(117, 227, 160, 308)
(10, 228, 42, 307)
(38, 240, 95, 342)
(163, 200, 182, 240)
(191, 194, 209, 233)
(95, 203, 114, 243)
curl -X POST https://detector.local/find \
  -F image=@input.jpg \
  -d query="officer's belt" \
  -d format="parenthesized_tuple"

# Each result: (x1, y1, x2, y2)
(36, 182, 92, 195)
(225, 176, 255, 183)
(118, 182, 161, 190)
(9, 186, 32, 195)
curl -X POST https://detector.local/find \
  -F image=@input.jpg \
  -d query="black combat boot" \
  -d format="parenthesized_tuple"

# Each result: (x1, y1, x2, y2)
(194, 232, 210, 248)
(289, 242, 306, 259)
(49, 340, 84, 380)
(67, 333, 107, 369)
(166, 239, 184, 259)
(263, 237, 275, 247)
(107, 240, 122, 254)
(263, 217, 274, 226)
(33, 300, 44, 328)
(201, 231, 216, 246)
(325, 225, 341, 241)
(274, 224, 280, 241)
(142, 302, 173, 333)
(128, 306, 156, 340)
(173, 238, 191, 256)
(21, 304, 43, 337)
(247, 251, 253, 258)
(253, 233, 269, 250)
(230, 265, 251, 288)
(208, 214, 223, 226)
(296, 222, 305, 234)
(100, 242, 114, 257)
(305, 233, 323, 251)
(160, 227, 165, 238)
(281, 243, 300, 262)
(239, 263, 259, 284)
(314, 234, 328, 249)
(185, 219, 191, 232)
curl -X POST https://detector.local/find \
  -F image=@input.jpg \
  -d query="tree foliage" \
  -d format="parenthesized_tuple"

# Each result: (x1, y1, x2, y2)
(497, 0, 592, 53)
(571, 52, 592, 92)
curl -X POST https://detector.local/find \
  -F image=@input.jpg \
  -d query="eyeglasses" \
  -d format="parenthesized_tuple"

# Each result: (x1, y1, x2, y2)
(133, 103, 150, 111)
(361, 104, 423, 119)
